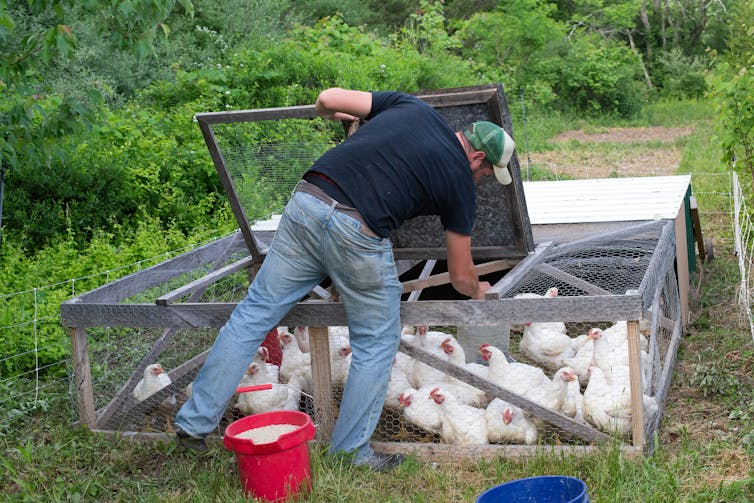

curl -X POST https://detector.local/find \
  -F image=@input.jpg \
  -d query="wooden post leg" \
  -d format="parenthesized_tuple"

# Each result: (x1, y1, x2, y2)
(627, 320, 645, 450)
(309, 326, 335, 441)
(70, 327, 97, 429)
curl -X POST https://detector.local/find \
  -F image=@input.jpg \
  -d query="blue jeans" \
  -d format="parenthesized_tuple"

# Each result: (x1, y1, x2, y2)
(175, 190, 402, 463)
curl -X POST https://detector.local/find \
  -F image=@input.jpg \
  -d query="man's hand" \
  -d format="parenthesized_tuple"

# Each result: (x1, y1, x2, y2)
(472, 281, 492, 300)
(446, 230, 492, 299)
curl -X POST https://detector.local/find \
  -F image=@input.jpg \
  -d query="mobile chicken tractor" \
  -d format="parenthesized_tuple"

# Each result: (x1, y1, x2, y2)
(61, 84, 687, 462)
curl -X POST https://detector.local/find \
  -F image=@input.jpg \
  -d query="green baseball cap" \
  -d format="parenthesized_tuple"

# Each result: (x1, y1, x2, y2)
(463, 121, 516, 184)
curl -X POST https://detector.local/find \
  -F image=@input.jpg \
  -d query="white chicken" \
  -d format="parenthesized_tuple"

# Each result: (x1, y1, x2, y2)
(278, 330, 311, 384)
(517, 287, 576, 371)
(581, 365, 632, 436)
(328, 327, 352, 388)
(327, 325, 350, 340)
(237, 347, 268, 387)
(236, 347, 300, 415)
(412, 332, 453, 388)
(398, 385, 443, 435)
(440, 336, 489, 408)
(514, 287, 565, 332)
(392, 350, 415, 388)
(520, 367, 578, 414)
(292, 325, 310, 353)
(479, 343, 550, 396)
(413, 326, 457, 351)
(385, 356, 414, 410)
(562, 334, 594, 386)
(588, 327, 651, 393)
(603, 320, 649, 351)
(132, 363, 176, 432)
(428, 386, 488, 445)
(583, 362, 659, 435)
(485, 398, 539, 445)
(561, 373, 585, 422)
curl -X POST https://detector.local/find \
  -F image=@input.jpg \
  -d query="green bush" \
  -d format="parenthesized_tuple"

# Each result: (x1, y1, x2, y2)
(0, 215, 235, 378)
(5, 101, 223, 251)
(546, 34, 646, 118)
(454, 0, 565, 104)
(654, 48, 709, 99)
(708, 0, 754, 183)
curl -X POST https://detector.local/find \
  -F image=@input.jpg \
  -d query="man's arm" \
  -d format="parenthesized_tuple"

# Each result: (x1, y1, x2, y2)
(445, 230, 491, 299)
(315, 88, 372, 121)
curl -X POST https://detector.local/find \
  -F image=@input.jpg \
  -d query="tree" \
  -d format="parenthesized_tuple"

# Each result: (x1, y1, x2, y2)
(709, 0, 754, 189)
(0, 0, 193, 249)
(454, 0, 565, 93)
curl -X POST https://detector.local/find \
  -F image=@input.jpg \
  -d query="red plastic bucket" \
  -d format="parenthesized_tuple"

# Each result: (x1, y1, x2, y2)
(224, 410, 316, 502)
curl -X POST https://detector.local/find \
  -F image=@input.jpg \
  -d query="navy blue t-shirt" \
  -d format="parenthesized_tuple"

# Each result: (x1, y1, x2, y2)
(307, 91, 476, 238)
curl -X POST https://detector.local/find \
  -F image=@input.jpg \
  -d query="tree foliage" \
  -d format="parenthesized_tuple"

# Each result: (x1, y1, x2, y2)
(454, 0, 565, 103)
(0, 1, 194, 165)
(454, 0, 646, 115)
(709, 0, 754, 188)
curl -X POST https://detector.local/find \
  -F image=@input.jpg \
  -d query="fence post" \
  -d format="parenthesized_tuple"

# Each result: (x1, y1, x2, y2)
(70, 327, 97, 428)
(627, 320, 645, 450)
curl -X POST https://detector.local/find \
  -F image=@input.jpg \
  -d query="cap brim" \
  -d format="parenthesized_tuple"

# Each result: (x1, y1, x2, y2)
(494, 165, 512, 185)
(493, 129, 515, 185)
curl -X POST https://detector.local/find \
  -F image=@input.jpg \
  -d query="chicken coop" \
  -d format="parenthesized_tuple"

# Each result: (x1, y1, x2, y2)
(61, 84, 687, 461)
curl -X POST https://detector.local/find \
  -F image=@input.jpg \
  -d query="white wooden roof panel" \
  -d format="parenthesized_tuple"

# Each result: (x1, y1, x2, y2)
(522, 175, 691, 225)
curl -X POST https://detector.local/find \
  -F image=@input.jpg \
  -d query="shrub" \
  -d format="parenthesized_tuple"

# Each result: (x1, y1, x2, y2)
(547, 34, 646, 118)
(654, 48, 709, 99)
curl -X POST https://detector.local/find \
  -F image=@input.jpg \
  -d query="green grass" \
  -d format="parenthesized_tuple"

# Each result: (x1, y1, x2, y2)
(1, 98, 753, 502)
(639, 99, 715, 128)
(1, 413, 751, 501)
(510, 106, 577, 152)
(511, 98, 715, 153)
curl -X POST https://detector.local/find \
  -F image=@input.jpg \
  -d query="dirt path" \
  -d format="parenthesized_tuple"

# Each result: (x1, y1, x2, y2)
(528, 126, 694, 179)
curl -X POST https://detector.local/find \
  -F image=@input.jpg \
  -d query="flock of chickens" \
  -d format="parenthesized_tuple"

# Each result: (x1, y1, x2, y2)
(131, 287, 658, 445)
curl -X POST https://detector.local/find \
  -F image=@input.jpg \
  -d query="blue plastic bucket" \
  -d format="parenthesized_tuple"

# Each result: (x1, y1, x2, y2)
(476, 475, 589, 503)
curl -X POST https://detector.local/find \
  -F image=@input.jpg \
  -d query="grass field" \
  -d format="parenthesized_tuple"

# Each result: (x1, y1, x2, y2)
(1, 99, 753, 502)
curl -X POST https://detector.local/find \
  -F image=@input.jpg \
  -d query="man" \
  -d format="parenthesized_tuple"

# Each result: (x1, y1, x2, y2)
(175, 88, 515, 470)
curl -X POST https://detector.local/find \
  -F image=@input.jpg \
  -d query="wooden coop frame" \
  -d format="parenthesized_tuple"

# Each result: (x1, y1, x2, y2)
(61, 84, 684, 462)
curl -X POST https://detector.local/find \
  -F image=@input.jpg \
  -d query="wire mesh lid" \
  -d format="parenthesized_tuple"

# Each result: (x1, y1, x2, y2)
(195, 83, 533, 261)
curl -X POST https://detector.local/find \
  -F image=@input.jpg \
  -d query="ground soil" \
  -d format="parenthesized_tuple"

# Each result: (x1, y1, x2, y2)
(530, 126, 694, 179)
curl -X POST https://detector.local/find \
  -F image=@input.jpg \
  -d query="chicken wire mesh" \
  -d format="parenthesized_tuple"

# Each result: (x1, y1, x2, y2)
(77, 242, 344, 436)
(78, 242, 251, 433)
(84, 323, 341, 436)
(76, 219, 680, 455)
(504, 223, 665, 299)
(369, 220, 681, 451)
(209, 118, 342, 225)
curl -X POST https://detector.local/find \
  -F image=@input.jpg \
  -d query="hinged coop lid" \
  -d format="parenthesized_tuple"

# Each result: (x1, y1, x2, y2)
(195, 83, 533, 262)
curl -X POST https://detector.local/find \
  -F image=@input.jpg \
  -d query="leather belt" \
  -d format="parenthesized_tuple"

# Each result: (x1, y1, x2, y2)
(294, 180, 378, 238)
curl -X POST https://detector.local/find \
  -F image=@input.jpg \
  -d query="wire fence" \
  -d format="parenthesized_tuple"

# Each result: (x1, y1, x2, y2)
(1, 170, 751, 434)
(732, 171, 754, 340)
(0, 233, 236, 432)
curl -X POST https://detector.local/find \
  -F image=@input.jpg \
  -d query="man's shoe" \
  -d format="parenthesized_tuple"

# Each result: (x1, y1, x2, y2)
(359, 452, 405, 472)
(176, 427, 208, 452)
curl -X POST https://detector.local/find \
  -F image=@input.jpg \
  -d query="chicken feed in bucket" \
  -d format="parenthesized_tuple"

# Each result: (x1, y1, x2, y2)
(224, 410, 316, 502)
